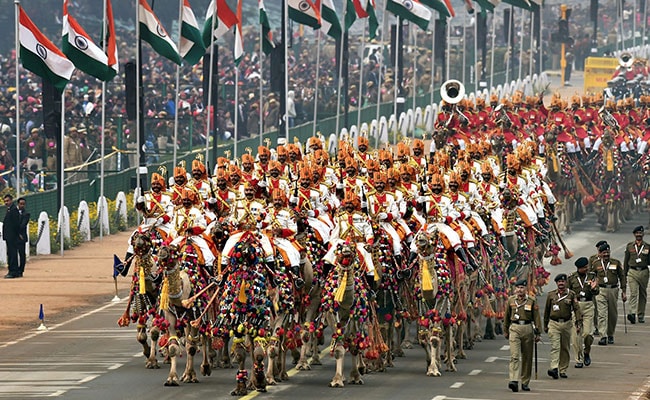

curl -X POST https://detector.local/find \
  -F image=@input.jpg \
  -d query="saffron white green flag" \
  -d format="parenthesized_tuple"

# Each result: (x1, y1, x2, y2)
(62, 0, 115, 81)
(180, 0, 206, 65)
(259, 0, 274, 55)
(386, 0, 432, 31)
(234, 0, 244, 65)
(202, 0, 238, 48)
(105, 0, 119, 76)
(421, 0, 455, 18)
(288, 0, 321, 29)
(318, 0, 342, 39)
(19, 5, 74, 92)
(138, 0, 182, 65)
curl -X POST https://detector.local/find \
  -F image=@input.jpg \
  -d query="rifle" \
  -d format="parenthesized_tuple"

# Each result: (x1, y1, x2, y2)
(206, 161, 217, 200)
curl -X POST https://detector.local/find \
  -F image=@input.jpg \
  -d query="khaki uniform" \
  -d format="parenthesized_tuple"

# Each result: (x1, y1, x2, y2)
(504, 295, 542, 386)
(624, 240, 650, 321)
(567, 272, 599, 363)
(544, 289, 582, 374)
(590, 257, 626, 337)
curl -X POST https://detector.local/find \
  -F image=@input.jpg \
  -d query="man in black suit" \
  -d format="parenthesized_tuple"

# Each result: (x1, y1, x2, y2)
(16, 197, 29, 277)
(3, 194, 20, 278)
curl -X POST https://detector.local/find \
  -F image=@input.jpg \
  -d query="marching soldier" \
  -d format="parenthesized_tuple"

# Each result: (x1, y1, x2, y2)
(624, 226, 650, 324)
(505, 279, 542, 392)
(544, 273, 582, 379)
(568, 257, 599, 368)
(591, 242, 626, 345)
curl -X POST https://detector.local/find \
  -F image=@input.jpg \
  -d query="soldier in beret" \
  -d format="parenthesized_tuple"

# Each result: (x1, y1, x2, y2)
(624, 226, 650, 324)
(568, 257, 599, 367)
(505, 279, 542, 392)
(590, 243, 626, 345)
(544, 273, 582, 379)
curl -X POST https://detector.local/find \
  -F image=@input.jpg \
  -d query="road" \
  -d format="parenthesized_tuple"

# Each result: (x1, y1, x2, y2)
(1, 213, 650, 400)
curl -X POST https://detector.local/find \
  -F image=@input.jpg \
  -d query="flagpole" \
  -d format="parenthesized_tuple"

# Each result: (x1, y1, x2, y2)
(392, 18, 400, 146)
(412, 22, 417, 138)
(474, 12, 478, 86)
(283, 0, 290, 143)
(375, 0, 388, 149)
(462, 12, 466, 83)
(99, 0, 108, 241)
(335, 7, 347, 143)
(446, 22, 450, 81)
(60, 91, 65, 256)
(529, 11, 534, 78)
(357, 20, 366, 134)
(259, 11, 264, 145)
(14, 0, 20, 197)
(135, 0, 141, 199)
(430, 21, 436, 107)
(312, 33, 322, 140)
(234, 58, 240, 158)
(518, 9, 524, 80)
(206, 4, 217, 162)
(505, 5, 512, 84)
(174, 0, 183, 168)
(489, 11, 496, 89)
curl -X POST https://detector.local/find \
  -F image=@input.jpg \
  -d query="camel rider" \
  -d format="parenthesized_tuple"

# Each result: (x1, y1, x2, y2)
(212, 168, 237, 220)
(323, 191, 377, 284)
(265, 160, 290, 199)
(414, 173, 477, 272)
(240, 153, 261, 197)
(290, 166, 332, 242)
(135, 172, 173, 230)
(412, 139, 427, 172)
(367, 171, 404, 260)
(255, 145, 271, 177)
(221, 181, 275, 268)
(447, 171, 489, 247)
(336, 156, 366, 202)
(169, 188, 216, 270)
(357, 136, 371, 174)
(169, 165, 189, 206)
(263, 188, 304, 287)
(188, 159, 214, 204)
(500, 154, 538, 229)
(311, 161, 340, 219)
(478, 162, 509, 249)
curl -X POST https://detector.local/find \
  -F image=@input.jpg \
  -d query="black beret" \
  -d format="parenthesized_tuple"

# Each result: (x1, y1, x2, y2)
(555, 273, 568, 282)
(634, 225, 645, 233)
(595, 240, 608, 248)
(598, 243, 611, 252)
(514, 279, 527, 287)
(575, 257, 589, 268)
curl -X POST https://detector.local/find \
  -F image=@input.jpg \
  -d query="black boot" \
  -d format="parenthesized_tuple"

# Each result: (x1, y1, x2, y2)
(455, 247, 477, 273)
(499, 236, 511, 260)
(292, 265, 305, 289)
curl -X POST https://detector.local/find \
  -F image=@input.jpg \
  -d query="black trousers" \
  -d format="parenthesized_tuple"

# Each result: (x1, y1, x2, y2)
(17, 240, 26, 275)
(5, 239, 18, 276)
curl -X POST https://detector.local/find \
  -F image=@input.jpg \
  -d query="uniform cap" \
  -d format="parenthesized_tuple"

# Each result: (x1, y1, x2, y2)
(598, 243, 610, 252)
(554, 273, 568, 282)
(633, 225, 645, 233)
(514, 279, 527, 287)
(575, 257, 589, 268)
(595, 240, 608, 248)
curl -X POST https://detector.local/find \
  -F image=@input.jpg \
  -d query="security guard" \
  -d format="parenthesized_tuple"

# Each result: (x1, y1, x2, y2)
(544, 273, 582, 379)
(590, 240, 607, 337)
(505, 279, 542, 392)
(591, 243, 627, 345)
(624, 226, 650, 324)
(568, 257, 598, 368)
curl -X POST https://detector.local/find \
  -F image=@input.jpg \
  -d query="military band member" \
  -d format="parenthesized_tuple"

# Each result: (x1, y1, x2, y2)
(624, 226, 650, 324)
(568, 257, 599, 368)
(505, 279, 542, 392)
(544, 273, 582, 379)
(591, 243, 627, 345)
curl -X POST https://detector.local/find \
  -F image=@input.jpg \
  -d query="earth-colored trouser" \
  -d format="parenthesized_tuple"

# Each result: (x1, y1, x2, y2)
(596, 287, 619, 337)
(548, 319, 573, 373)
(628, 268, 649, 320)
(572, 301, 594, 363)
(509, 324, 534, 385)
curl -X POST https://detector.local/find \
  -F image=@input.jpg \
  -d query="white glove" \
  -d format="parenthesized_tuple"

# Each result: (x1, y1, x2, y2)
(137, 196, 145, 203)
(307, 210, 316, 217)
(258, 180, 268, 188)
(289, 196, 299, 204)
(421, 184, 429, 192)
(336, 182, 344, 189)
(361, 201, 368, 209)
(417, 196, 427, 204)
(499, 182, 506, 189)
(156, 217, 165, 225)
(377, 212, 388, 221)
(360, 168, 368, 174)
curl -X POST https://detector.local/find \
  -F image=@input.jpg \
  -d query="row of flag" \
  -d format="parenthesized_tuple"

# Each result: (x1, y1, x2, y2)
(18, 0, 540, 95)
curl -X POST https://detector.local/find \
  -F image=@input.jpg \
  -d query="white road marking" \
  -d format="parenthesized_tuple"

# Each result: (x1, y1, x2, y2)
(431, 396, 446, 400)
(48, 390, 67, 397)
(468, 369, 482, 376)
(107, 363, 122, 370)
(499, 345, 510, 351)
(450, 382, 464, 389)
(485, 356, 498, 362)
(78, 375, 100, 384)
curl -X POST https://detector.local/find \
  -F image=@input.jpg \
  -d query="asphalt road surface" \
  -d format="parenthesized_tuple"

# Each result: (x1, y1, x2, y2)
(2, 213, 650, 400)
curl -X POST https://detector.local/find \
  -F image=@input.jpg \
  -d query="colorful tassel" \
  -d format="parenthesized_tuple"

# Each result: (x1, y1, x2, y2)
(334, 271, 348, 303)
(606, 150, 614, 172)
(159, 276, 170, 311)
(138, 263, 146, 295)
(421, 259, 433, 293)
(238, 281, 248, 303)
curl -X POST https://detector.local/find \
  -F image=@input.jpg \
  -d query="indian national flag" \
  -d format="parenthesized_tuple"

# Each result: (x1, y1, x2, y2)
(138, 0, 182, 65)
(234, 0, 244, 65)
(106, 0, 119, 76)
(421, 0, 455, 19)
(62, 0, 114, 81)
(259, 0, 275, 55)
(19, 6, 74, 92)
(386, 0, 432, 31)
(180, 0, 205, 65)
(318, 0, 342, 39)
(346, 0, 378, 40)
(202, 0, 238, 48)
(288, 0, 321, 29)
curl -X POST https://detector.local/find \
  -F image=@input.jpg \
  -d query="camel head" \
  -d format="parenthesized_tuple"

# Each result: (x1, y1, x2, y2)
(157, 244, 179, 269)
(131, 231, 153, 256)
(415, 229, 438, 257)
(335, 242, 356, 270)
